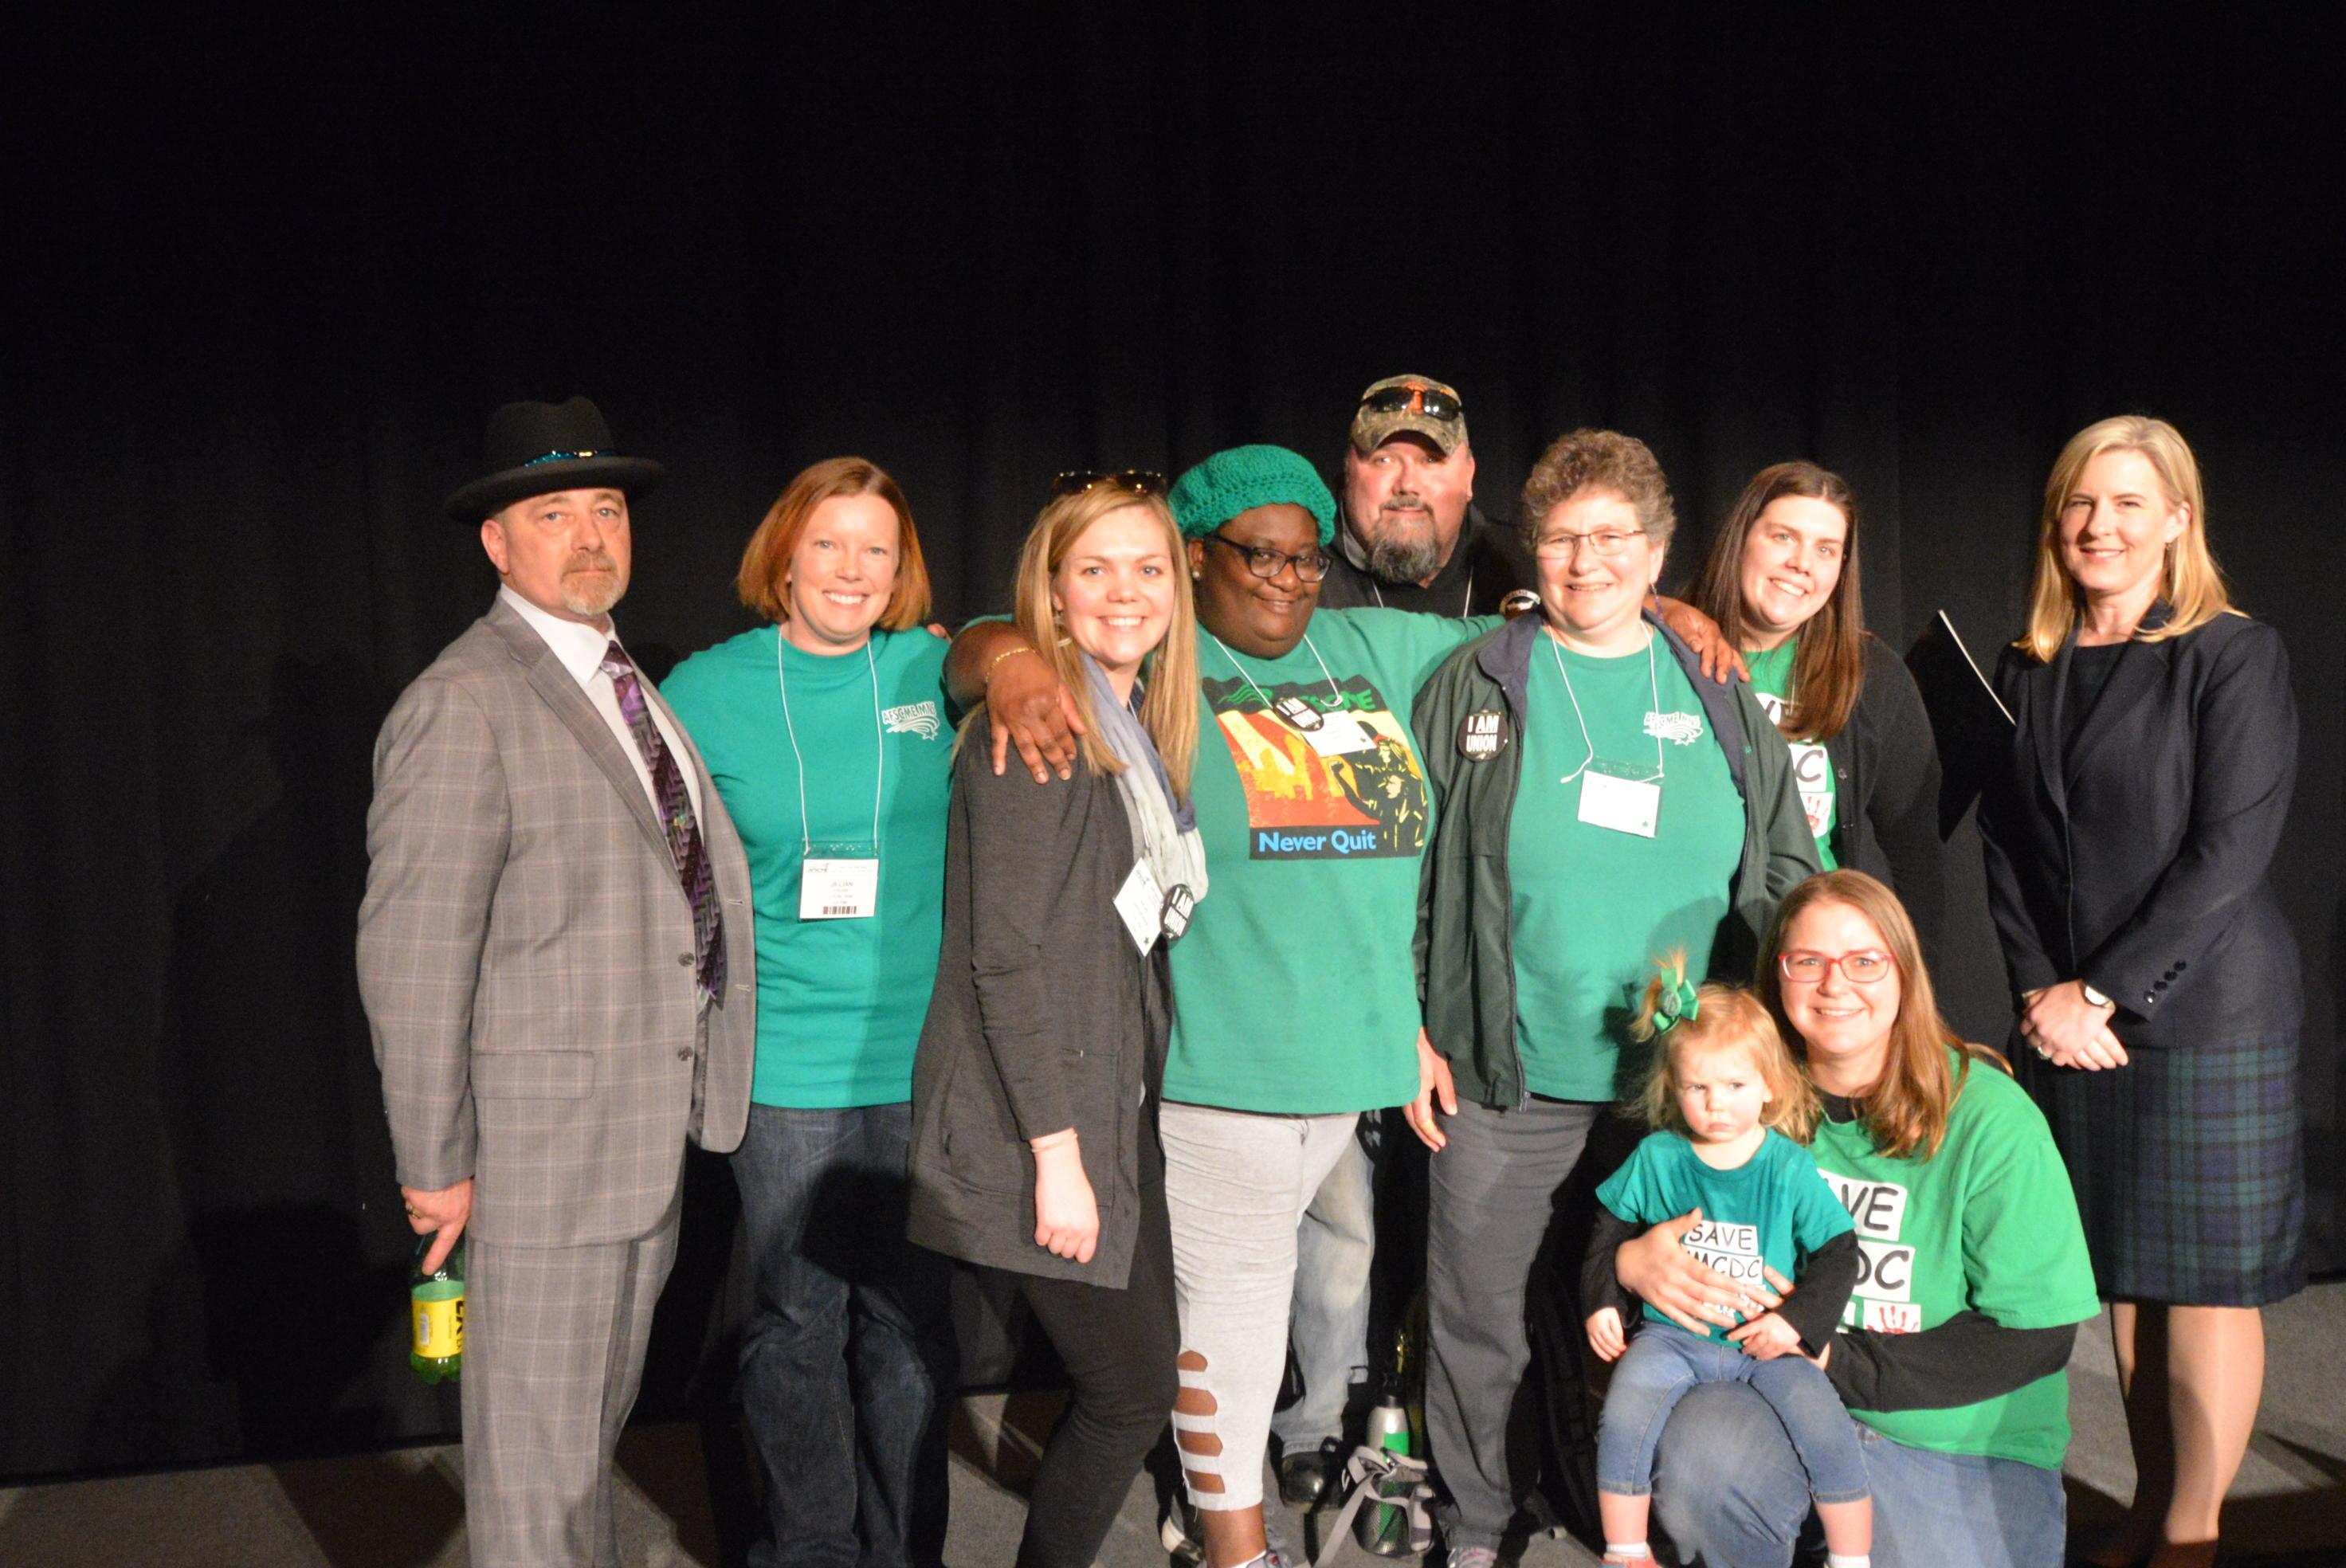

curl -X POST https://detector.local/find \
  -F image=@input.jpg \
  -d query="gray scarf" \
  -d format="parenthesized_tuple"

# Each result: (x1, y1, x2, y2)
(1082, 654, 1208, 939)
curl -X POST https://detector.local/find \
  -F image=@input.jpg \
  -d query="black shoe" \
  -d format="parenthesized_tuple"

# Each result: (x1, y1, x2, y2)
(1277, 1445, 1340, 1507)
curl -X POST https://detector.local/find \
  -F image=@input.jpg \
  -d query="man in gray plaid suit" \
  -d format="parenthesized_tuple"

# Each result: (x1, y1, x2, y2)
(359, 396, 757, 1566)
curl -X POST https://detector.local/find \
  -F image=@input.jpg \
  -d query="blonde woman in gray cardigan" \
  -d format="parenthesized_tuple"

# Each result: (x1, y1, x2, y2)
(908, 472, 1205, 1568)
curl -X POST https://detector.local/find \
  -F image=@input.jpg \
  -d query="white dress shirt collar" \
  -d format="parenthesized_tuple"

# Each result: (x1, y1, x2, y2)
(499, 584, 626, 688)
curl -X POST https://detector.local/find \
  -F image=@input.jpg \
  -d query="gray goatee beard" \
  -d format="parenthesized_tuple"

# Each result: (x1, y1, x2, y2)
(559, 555, 626, 618)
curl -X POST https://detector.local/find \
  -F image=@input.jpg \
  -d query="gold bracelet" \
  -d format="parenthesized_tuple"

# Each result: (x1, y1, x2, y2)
(985, 643, 1040, 686)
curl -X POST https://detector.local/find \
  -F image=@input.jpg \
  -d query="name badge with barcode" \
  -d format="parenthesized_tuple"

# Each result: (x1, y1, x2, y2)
(801, 857, 879, 919)
(1302, 711, 1376, 758)
(1579, 769, 1660, 838)
(1114, 859, 1163, 955)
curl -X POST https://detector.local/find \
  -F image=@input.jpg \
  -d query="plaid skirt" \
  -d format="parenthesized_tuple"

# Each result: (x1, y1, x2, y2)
(2018, 1029, 2306, 1305)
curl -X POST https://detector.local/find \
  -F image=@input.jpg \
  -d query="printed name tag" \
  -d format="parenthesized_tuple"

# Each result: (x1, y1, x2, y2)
(801, 857, 880, 919)
(1303, 711, 1376, 757)
(1579, 769, 1660, 837)
(1114, 859, 1163, 955)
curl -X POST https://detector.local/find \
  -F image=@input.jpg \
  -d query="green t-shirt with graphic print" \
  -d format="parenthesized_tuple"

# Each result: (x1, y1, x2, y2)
(1812, 1049, 2101, 1468)
(1744, 639, 1838, 868)
(1506, 631, 1748, 1101)
(1163, 608, 1494, 1114)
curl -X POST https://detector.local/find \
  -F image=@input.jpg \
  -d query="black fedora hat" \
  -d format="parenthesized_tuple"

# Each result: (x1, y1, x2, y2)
(444, 396, 668, 522)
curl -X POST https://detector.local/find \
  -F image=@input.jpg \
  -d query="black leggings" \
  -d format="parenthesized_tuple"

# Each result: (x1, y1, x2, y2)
(1010, 1174, 1179, 1568)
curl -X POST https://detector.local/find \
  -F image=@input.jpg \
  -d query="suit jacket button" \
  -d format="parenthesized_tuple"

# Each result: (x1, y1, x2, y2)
(677, 1047, 692, 1060)
(678, 952, 694, 966)
(2144, 993, 2156, 1006)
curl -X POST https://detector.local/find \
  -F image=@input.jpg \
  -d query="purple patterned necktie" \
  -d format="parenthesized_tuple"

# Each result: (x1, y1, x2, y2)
(601, 642, 724, 1003)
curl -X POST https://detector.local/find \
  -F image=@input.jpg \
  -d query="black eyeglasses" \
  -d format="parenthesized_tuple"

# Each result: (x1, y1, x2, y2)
(1050, 469, 1168, 499)
(1358, 383, 1464, 421)
(1201, 531, 1332, 583)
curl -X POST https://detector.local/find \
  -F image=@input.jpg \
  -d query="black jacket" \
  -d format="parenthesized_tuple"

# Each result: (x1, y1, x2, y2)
(1823, 634, 1948, 957)
(907, 739, 1172, 1287)
(1318, 504, 1536, 618)
(1979, 608, 2301, 1046)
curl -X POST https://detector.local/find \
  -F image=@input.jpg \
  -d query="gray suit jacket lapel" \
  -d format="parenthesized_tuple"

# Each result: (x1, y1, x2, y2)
(485, 600, 674, 864)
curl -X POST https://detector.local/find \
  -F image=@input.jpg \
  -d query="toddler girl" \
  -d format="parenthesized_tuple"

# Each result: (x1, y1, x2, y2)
(1579, 957, 1870, 1568)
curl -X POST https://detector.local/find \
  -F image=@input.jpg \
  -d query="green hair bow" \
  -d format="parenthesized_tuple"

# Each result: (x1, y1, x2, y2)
(1654, 969, 1701, 1033)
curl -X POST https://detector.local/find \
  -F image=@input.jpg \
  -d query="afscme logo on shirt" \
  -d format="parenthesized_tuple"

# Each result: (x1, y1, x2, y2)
(882, 701, 941, 741)
(1643, 710, 1703, 745)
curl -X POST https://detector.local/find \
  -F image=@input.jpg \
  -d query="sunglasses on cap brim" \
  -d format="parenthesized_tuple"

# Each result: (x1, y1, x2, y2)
(1357, 385, 1464, 421)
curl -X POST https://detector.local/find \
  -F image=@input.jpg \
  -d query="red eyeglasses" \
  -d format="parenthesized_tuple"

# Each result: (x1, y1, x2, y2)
(1776, 950, 1898, 985)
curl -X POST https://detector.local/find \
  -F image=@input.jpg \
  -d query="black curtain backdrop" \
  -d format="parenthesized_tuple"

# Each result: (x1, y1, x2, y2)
(5, 9, 2339, 1479)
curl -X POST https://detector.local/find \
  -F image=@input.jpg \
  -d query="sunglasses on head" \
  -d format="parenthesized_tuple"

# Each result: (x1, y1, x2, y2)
(1358, 384, 1464, 421)
(1050, 469, 1168, 499)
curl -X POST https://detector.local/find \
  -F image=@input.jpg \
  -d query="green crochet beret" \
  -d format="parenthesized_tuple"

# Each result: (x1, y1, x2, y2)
(1168, 444, 1337, 546)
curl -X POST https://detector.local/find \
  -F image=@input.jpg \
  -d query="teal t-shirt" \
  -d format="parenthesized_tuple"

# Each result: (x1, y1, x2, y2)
(1163, 608, 1494, 1113)
(1507, 633, 1747, 1100)
(1744, 640, 1838, 869)
(661, 625, 953, 1108)
(1812, 1050, 2101, 1468)
(1595, 1127, 1854, 1343)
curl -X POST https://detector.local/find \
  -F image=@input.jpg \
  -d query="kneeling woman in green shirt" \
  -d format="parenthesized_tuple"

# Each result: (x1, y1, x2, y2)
(661, 459, 959, 1568)
(1615, 870, 2101, 1566)
(1410, 429, 1820, 1562)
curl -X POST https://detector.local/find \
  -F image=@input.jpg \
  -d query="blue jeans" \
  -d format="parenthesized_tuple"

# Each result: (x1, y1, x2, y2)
(1596, 1321, 1867, 1506)
(1650, 1382, 2067, 1568)
(732, 1102, 957, 1568)
(1272, 1126, 1375, 1456)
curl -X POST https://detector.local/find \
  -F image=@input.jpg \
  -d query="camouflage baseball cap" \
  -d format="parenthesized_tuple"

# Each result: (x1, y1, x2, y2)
(1348, 374, 1469, 456)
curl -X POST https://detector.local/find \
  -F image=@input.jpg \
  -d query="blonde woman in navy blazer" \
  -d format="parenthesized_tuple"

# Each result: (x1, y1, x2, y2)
(1979, 414, 2301, 1568)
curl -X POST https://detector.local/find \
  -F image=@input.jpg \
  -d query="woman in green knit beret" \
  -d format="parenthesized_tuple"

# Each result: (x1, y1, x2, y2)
(951, 444, 1493, 1568)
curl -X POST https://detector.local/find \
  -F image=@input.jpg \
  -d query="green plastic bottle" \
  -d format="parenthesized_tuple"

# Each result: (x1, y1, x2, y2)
(410, 1235, 465, 1384)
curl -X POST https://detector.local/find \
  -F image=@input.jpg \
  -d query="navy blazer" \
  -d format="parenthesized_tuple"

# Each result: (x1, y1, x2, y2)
(1979, 606, 2301, 1048)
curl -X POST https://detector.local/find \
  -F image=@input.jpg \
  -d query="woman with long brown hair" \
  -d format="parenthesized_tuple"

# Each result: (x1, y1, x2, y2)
(1685, 461, 1948, 951)
(1980, 416, 2302, 1567)
(1614, 871, 2101, 1567)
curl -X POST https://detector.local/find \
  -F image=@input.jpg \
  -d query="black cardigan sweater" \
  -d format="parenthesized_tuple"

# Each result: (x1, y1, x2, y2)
(1822, 633, 1948, 954)
(906, 739, 1172, 1288)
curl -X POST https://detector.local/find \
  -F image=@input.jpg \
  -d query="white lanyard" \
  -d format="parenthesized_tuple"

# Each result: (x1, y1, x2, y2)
(1206, 629, 1375, 756)
(776, 634, 885, 918)
(1544, 625, 1665, 785)
(1371, 566, 1473, 616)
(1206, 629, 1342, 708)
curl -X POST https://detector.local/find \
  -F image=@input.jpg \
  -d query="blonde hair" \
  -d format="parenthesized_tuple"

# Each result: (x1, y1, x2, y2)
(1755, 870, 2007, 1160)
(735, 457, 932, 629)
(2016, 414, 2235, 662)
(1000, 484, 1198, 798)
(1630, 953, 1818, 1142)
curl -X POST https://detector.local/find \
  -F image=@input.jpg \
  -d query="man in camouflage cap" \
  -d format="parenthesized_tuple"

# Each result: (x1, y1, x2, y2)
(1315, 374, 1538, 619)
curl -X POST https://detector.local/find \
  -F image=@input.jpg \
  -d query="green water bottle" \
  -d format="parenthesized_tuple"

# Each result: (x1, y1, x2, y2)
(410, 1234, 465, 1384)
(1356, 1378, 1413, 1554)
